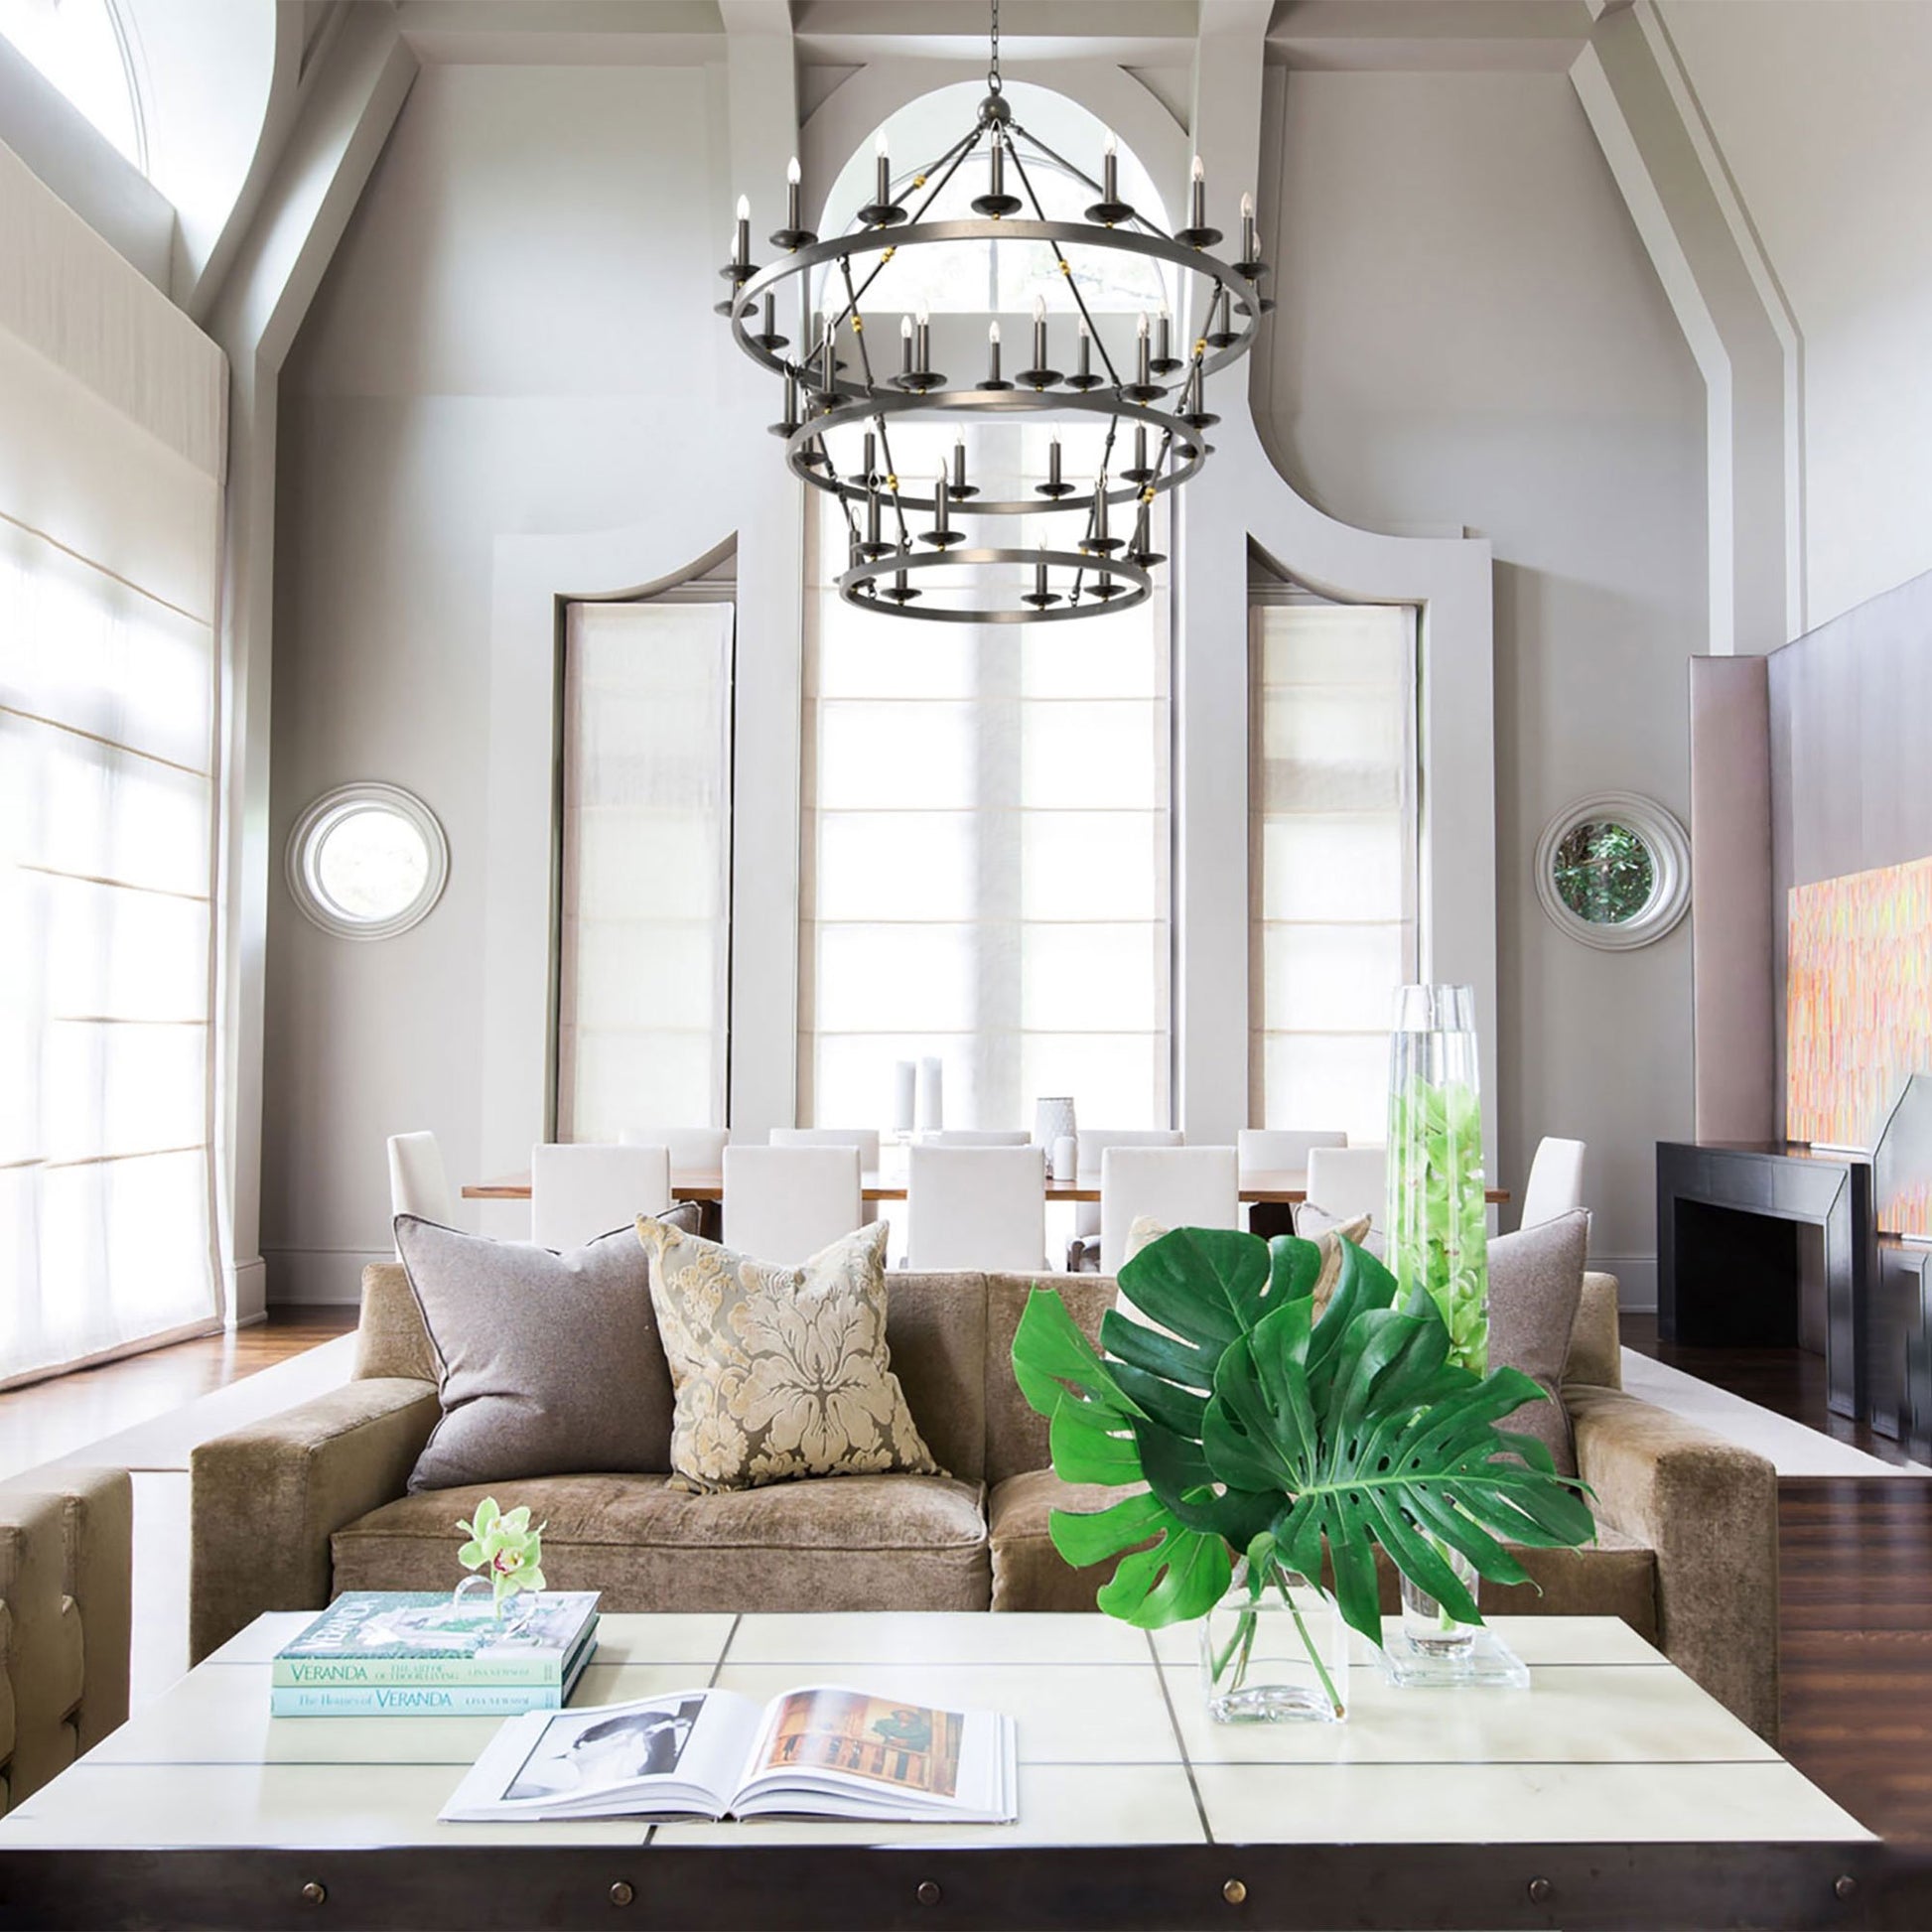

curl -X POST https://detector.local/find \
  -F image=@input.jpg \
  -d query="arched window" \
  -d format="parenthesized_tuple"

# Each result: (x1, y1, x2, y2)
(797, 89, 1173, 1136)
(0, 0, 145, 172)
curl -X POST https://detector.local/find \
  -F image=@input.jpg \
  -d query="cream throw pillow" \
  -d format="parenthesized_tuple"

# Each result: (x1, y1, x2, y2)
(1123, 1212, 1372, 1315)
(635, 1218, 942, 1493)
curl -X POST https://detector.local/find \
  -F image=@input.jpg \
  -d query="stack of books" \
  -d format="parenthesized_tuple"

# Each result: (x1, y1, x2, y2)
(271, 1590, 599, 1718)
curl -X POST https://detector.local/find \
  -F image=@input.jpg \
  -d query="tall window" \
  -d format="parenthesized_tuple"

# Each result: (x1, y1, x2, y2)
(555, 598, 734, 1142)
(0, 517, 217, 1381)
(799, 419, 1172, 1132)
(1250, 594, 1419, 1143)
(0, 0, 145, 171)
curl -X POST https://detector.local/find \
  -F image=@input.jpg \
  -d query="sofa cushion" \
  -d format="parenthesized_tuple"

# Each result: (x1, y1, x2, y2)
(332, 1473, 990, 1613)
(989, 1468, 1142, 1614)
(990, 1468, 1658, 1642)
(1125, 1215, 1372, 1313)
(1489, 1210, 1589, 1475)
(396, 1217, 676, 1493)
(983, 1273, 1118, 1488)
(880, 1274, 988, 1486)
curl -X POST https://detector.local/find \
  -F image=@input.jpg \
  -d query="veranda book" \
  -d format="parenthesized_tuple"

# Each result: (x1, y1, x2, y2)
(440, 1686, 1016, 1825)
(271, 1629, 596, 1718)
(274, 1591, 599, 1686)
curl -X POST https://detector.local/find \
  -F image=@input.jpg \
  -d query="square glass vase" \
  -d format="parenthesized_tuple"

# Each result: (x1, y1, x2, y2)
(1198, 1560, 1350, 1725)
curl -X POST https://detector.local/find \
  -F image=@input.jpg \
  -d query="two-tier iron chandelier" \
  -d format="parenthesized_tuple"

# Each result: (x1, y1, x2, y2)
(718, 0, 1269, 622)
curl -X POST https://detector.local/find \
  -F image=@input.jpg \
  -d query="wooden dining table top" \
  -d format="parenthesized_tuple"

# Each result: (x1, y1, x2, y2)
(462, 1169, 1511, 1207)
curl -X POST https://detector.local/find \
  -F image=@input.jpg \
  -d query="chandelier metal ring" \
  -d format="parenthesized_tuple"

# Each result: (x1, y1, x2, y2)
(836, 545, 1154, 624)
(728, 219, 1262, 393)
(780, 388, 1207, 516)
(719, 0, 1269, 620)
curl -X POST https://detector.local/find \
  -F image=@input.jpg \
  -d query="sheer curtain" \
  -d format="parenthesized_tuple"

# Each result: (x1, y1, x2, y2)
(555, 598, 735, 1141)
(1249, 597, 1419, 1142)
(799, 419, 1172, 1133)
(0, 172, 225, 1380)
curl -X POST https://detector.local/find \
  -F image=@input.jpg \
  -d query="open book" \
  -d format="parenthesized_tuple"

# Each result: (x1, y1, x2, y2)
(440, 1686, 1016, 1825)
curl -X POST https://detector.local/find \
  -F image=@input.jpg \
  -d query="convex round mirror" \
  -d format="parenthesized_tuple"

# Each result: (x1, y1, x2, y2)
(1534, 792, 1689, 951)
(286, 783, 449, 940)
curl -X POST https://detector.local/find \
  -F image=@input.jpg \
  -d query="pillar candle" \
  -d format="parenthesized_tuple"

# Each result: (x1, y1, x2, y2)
(916, 1057, 944, 1133)
(892, 1060, 917, 1135)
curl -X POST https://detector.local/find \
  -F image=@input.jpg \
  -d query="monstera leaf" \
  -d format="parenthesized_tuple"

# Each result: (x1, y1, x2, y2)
(1011, 1228, 1594, 1641)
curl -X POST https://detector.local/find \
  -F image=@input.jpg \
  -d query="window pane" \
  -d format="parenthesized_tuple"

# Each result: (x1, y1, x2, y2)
(557, 600, 733, 1141)
(800, 421, 1172, 1134)
(1250, 601, 1418, 1135)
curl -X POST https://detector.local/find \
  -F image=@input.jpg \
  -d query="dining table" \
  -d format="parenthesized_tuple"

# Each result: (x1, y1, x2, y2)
(462, 1170, 1511, 1207)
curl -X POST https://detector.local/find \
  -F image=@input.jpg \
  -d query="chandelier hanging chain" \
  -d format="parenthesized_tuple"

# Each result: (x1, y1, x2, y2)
(987, 0, 1002, 94)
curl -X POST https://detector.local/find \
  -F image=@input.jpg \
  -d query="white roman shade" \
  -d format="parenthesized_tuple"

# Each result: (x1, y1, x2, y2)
(0, 142, 227, 1382)
(1249, 598, 1419, 1143)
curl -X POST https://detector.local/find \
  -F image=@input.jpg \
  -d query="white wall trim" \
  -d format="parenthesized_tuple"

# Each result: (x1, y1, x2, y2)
(1591, 1252, 1659, 1313)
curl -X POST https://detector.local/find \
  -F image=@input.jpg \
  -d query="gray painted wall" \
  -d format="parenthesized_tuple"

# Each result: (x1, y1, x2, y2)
(1254, 68, 1708, 1303)
(266, 54, 1706, 1307)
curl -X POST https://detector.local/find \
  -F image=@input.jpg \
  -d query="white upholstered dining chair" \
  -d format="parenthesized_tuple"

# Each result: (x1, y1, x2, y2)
(905, 1144, 1047, 1271)
(917, 1130, 1031, 1148)
(620, 1126, 729, 1175)
(1520, 1137, 1587, 1229)
(723, 1144, 863, 1265)
(1237, 1128, 1347, 1173)
(387, 1131, 455, 1228)
(1070, 1128, 1184, 1260)
(1302, 1145, 1388, 1225)
(1099, 1145, 1240, 1276)
(529, 1143, 672, 1250)
(769, 1126, 883, 1169)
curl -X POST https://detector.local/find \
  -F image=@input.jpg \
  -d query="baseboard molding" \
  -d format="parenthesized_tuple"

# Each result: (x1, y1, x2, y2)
(262, 1247, 388, 1307)
(1590, 1253, 1658, 1313)
(226, 1255, 267, 1327)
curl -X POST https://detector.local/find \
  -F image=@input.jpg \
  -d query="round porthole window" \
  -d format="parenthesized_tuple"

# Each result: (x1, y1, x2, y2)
(286, 783, 449, 940)
(1534, 792, 1690, 951)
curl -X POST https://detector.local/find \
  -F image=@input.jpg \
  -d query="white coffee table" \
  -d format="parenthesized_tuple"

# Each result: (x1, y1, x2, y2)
(0, 1611, 1893, 1929)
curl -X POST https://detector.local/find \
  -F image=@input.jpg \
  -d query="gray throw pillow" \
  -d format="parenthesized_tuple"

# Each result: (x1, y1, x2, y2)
(1487, 1209, 1589, 1477)
(395, 1211, 694, 1493)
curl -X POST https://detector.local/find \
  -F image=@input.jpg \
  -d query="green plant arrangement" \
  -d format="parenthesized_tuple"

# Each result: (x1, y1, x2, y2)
(456, 1497, 547, 1614)
(1011, 1227, 1594, 1719)
(1386, 1072, 1490, 1374)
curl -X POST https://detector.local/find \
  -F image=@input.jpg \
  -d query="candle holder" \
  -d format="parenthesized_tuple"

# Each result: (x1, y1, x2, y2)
(971, 132, 1025, 218)
(752, 292, 786, 353)
(1085, 132, 1137, 226)
(858, 135, 906, 226)
(1017, 299, 1062, 390)
(1150, 307, 1183, 378)
(1035, 440, 1076, 500)
(981, 321, 1014, 392)
(1063, 320, 1105, 392)
(1205, 285, 1241, 350)
(1176, 157, 1223, 250)
(949, 437, 979, 500)
(769, 157, 818, 252)
(879, 568, 922, 606)
(1120, 424, 1159, 484)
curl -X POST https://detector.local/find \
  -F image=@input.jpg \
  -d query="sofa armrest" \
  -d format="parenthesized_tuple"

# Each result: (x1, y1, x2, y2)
(0, 1466, 132, 1810)
(1567, 1382, 1779, 1741)
(190, 1378, 439, 1664)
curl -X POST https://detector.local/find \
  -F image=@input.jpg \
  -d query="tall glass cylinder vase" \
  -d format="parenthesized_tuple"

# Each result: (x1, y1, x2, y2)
(1386, 984, 1489, 1658)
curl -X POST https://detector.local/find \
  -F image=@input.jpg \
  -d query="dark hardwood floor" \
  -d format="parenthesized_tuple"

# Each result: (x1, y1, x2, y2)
(1625, 1313, 1932, 1847)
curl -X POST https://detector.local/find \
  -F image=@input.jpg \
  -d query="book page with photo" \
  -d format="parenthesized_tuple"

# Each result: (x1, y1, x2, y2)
(440, 1685, 1015, 1825)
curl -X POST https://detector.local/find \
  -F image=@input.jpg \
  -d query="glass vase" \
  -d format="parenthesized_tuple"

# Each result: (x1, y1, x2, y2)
(1399, 1544, 1480, 1660)
(1386, 983, 1489, 1374)
(1198, 1558, 1349, 1725)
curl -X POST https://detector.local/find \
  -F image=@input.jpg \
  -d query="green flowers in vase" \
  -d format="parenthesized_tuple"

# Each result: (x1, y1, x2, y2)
(1010, 1227, 1594, 1667)
(456, 1497, 547, 1611)
(1387, 1073, 1490, 1374)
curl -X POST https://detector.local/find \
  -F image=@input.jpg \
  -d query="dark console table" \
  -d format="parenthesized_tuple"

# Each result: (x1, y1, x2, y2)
(1657, 1141, 1876, 1422)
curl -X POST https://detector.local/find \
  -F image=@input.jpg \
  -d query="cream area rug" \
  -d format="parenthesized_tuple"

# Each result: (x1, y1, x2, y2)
(1619, 1349, 1931, 1477)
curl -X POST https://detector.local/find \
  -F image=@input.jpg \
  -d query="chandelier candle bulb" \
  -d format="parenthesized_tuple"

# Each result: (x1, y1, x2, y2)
(1035, 544, 1049, 599)
(786, 155, 801, 233)
(1092, 480, 1110, 548)
(733, 195, 751, 272)
(875, 131, 891, 211)
(985, 319, 1007, 388)
(1137, 311, 1152, 387)
(1241, 191, 1257, 265)
(930, 471, 951, 545)
(1156, 306, 1172, 366)
(1076, 318, 1092, 379)
(1189, 155, 1206, 231)
(1102, 129, 1119, 205)
(989, 137, 1005, 203)
(916, 308, 931, 374)
(1033, 296, 1048, 371)
(899, 314, 914, 377)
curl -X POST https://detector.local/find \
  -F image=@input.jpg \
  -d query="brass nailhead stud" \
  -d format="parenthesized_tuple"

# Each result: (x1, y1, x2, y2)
(1835, 1875, 1859, 1902)
(916, 1880, 942, 1907)
(1223, 1879, 1248, 1906)
(300, 1881, 327, 1906)
(610, 1881, 635, 1907)
(1527, 1877, 1553, 1905)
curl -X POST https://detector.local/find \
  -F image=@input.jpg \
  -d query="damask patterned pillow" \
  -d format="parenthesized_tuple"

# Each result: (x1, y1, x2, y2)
(635, 1217, 943, 1493)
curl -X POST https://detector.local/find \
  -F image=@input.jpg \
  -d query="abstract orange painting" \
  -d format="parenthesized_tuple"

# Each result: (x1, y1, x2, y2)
(1787, 855, 1932, 1157)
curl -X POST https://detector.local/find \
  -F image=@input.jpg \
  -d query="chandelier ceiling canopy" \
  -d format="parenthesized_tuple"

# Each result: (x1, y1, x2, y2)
(719, 1, 1269, 622)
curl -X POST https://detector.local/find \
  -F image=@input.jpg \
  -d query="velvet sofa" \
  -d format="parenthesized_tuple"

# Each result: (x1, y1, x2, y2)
(0, 1467, 132, 1813)
(191, 1264, 1779, 1738)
